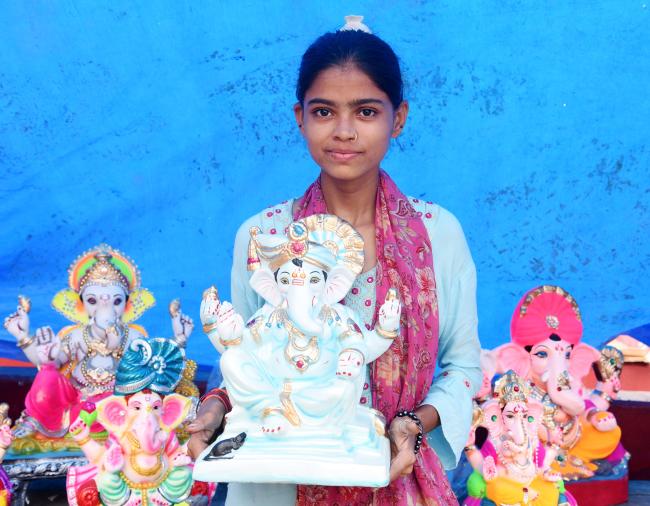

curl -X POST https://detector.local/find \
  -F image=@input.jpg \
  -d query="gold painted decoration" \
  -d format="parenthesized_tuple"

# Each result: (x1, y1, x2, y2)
(68, 244, 141, 293)
(251, 214, 365, 275)
(519, 285, 581, 321)
(493, 370, 530, 407)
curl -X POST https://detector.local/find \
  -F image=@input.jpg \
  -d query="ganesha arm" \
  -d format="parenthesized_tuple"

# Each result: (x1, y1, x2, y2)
(4, 303, 70, 367)
(200, 288, 245, 355)
(69, 417, 107, 466)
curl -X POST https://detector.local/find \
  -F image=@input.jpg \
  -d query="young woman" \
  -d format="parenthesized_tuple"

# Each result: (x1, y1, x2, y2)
(189, 17, 481, 505)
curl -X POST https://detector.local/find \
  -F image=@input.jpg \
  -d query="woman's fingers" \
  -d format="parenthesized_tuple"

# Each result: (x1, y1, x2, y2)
(389, 448, 416, 482)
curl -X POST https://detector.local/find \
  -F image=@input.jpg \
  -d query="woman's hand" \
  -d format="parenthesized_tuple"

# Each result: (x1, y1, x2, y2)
(388, 416, 419, 482)
(187, 397, 227, 459)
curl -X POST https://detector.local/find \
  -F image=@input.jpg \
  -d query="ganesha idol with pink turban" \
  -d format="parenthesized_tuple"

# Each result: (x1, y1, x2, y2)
(496, 285, 628, 481)
(3, 244, 194, 454)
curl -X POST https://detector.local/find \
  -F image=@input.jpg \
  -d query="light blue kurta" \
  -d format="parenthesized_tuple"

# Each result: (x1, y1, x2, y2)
(226, 197, 481, 504)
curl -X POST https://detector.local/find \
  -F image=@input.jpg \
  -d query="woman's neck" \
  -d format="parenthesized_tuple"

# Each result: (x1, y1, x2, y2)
(320, 170, 378, 228)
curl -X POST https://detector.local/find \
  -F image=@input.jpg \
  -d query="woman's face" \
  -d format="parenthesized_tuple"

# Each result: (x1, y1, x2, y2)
(294, 65, 408, 182)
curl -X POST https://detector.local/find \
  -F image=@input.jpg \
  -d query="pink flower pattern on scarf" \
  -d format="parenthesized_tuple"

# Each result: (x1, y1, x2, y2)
(293, 171, 457, 505)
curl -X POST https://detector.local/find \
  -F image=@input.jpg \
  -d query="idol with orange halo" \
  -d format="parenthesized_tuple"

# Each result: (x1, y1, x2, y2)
(3, 244, 194, 454)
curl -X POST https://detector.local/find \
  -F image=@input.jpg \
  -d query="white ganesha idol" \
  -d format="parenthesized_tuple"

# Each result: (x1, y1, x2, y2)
(194, 214, 402, 486)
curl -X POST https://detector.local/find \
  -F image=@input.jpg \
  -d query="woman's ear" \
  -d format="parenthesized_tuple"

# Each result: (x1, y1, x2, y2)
(391, 100, 409, 138)
(293, 102, 304, 132)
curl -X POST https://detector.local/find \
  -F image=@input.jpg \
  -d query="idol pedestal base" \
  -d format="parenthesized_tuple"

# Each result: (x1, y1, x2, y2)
(193, 408, 390, 488)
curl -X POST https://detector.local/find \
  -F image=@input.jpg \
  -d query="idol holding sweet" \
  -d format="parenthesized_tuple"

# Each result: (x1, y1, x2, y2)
(3, 244, 194, 452)
(194, 214, 402, 486)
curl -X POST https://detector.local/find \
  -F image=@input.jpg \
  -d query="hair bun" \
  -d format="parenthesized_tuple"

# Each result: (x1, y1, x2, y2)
(340, 15, 372, 34)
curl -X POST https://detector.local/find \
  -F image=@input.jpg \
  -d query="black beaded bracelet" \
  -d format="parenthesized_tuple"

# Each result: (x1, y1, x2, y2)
(396, 410, 424, 454)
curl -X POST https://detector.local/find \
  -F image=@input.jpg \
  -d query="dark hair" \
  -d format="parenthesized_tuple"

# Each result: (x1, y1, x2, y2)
(296, 30, 403, 109)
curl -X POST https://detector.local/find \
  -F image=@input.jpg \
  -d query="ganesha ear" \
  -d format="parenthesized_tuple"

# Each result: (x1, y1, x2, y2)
(250, 267, 283, 307)
(160, 394, 192, 432)
(96, 396, 128, 434)
(495, 343, 531, 378)
(323, 265, 356, 305)
(569, 343, 600, 380)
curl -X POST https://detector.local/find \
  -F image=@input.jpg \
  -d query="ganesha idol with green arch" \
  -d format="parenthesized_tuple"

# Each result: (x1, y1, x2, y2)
(66, 337, 216, 505)
(194, 214, 402, 486)
(3, 244, 195, 454)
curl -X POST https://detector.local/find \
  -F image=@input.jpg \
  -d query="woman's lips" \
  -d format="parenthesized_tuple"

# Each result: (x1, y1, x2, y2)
(326, 149, 362, 162)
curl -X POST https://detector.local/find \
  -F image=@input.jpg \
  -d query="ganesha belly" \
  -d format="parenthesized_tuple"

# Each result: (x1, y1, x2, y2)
(3, 244, 194, 454)
(194, 215, 401, 486)
(66, 338, 216, 506)
(496, 286, 628, 481)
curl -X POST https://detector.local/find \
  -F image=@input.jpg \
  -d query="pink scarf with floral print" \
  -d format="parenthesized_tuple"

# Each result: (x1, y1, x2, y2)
(293, 171, 457, 505)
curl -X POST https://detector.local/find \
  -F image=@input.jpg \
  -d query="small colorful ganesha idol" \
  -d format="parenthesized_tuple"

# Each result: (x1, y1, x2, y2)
(3, 244, 194, 453)
(194, 215, 402, 486)
(66, 338, 215, 506)
(0, 404, 13, 506)
(463, 371, 573, 506)
(496, 286, 627, 480)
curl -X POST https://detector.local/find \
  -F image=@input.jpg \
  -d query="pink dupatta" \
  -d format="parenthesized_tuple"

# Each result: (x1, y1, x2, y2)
(294, 171, 457, 505)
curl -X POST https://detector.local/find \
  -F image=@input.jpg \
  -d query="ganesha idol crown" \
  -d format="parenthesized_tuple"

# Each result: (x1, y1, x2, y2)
(247, 214, 365, 275)
(70, 243, 140, 293)
(493, 370, 530, 407)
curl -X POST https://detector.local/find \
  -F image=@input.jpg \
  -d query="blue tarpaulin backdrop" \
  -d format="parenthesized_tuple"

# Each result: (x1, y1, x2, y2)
(1, 2, 649, 371)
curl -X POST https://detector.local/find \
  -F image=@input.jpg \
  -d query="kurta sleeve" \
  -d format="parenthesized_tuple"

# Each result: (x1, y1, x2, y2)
(418, 204, 482, 470)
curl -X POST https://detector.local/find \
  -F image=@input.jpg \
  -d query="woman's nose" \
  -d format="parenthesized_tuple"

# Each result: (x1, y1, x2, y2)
(333, 117, 357, 141)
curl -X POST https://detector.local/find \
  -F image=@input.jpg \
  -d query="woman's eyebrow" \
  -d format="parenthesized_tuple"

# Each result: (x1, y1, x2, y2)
(306, 97, 336, 106)
(349, 98, 385, 107)
(306, 98, 385, 107)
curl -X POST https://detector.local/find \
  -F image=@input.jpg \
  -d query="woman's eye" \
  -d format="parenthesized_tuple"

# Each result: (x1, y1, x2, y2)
(114, 298, 123, 306)
(359, 108, 376, 117)
(534, 351, 548, 358)
(87, 298, 96, 305)
(313, 108, 331, 117)
(310, 276, 320, 284)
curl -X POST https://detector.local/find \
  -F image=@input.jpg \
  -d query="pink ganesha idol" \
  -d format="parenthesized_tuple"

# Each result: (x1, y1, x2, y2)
(3, 244, 194, 454)
(496, 285, 627, 480)
(66, 337, 215, 506)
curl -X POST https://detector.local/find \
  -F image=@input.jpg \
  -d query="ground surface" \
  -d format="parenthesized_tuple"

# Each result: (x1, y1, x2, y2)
(14, 479, 650, 505)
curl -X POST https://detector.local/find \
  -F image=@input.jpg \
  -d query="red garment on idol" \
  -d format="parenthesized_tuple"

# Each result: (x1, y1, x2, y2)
(25, 363, 80, 434)
(293, 171, 457, 505)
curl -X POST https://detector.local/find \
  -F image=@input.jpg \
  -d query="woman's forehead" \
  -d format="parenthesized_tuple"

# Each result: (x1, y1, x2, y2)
(304, 65, 391, 104)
